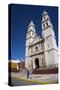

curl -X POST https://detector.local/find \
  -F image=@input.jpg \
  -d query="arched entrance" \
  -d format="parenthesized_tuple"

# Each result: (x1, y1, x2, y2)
(35, 58, 39, 69)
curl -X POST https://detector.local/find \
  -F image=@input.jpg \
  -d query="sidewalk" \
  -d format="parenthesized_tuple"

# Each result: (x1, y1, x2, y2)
(11, 72, 58, 84)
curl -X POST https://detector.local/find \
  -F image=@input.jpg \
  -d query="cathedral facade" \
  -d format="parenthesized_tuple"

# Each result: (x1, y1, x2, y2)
(25, 10, 58, 70)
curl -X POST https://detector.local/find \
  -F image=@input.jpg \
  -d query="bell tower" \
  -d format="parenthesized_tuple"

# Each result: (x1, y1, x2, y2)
(26, 20, 37, 46)
(25, 20, 37, 69)
(42, 10, 58, 67)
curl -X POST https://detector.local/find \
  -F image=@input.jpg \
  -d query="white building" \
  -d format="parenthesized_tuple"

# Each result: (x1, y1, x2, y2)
(25, 10, 58, 70)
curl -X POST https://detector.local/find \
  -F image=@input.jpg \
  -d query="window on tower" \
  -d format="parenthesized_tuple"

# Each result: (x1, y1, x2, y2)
(43, 24, 45, 28)
(42, 16, 45, 21)
(44, 16, 45, 20)
(46, 22, 48, 27)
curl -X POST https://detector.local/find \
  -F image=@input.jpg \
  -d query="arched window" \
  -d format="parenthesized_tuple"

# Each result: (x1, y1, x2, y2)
(36, 46, 38, 51)
(43, 24, 45, 28)
(44, 16, 45, 20)
(46, 22, 48, 27)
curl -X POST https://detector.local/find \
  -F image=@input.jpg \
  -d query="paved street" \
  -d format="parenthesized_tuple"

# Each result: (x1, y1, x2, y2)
(10, 71, 58, 86)
(11, 77, 39, 86)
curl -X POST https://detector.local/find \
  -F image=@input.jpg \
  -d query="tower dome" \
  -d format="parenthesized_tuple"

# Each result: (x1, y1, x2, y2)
(28, 20, 36, 32)
(42, 10, 48, 16)
(29, 20, 34, 26)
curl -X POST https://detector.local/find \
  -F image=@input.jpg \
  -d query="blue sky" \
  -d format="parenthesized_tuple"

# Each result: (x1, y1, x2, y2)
(9, 4, 58, 60)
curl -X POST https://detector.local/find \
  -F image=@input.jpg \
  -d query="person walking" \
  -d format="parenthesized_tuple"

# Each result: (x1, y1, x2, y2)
(27, 70, 29, 79)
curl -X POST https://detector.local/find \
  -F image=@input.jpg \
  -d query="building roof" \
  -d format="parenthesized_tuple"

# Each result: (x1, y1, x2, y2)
(9, 60, 21, 63)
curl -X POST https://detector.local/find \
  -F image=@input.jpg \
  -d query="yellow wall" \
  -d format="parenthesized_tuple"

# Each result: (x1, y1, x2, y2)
(11, 63, 18, 69)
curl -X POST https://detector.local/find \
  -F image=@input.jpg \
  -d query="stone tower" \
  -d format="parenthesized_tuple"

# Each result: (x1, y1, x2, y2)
(25, 21, 37, 69)
(42, 10, 58, 67)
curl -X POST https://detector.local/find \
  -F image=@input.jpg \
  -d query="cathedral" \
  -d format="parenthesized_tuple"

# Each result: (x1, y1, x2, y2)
(25, 10, 58, 70)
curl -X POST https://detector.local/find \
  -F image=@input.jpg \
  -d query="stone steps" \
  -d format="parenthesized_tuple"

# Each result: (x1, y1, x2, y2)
(32, 67, 58, 74)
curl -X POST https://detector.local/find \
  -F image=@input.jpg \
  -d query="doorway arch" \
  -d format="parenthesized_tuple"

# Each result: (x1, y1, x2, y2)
(35, 58, 39, 69)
